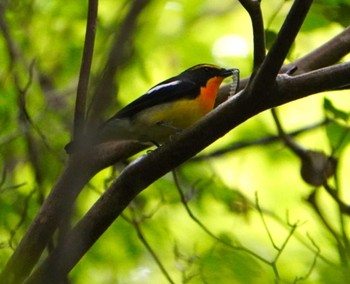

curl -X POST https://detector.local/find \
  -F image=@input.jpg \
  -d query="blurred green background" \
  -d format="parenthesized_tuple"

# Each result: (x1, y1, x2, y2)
(1, 0, 350, 283)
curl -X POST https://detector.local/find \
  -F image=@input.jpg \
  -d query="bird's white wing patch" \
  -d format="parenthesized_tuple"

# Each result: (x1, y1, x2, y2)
(147, 80, 182, 95)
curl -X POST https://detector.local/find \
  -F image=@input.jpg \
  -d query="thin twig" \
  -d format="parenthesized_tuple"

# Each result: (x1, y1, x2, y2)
(255, 193, 279, 250)
(124, 209, 176, 284)
(73, 0, 99, 140)
(192, 119, 328, 161)
(172, 170, 270, 265)
(239, 0, 266, 70)
(256, 193, 304, 281)
(270, 107, 307, 158)
(87, 0, 150, 127)
(306, 190, 343, 245)
(293, 234, 320, 283)
(8, 189, 36, 250)
(323, 183, 350, 214)
(274, 220, 299, 264)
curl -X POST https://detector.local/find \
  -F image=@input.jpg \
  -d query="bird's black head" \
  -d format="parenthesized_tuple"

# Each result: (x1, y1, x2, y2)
(180, 64, 234, 87)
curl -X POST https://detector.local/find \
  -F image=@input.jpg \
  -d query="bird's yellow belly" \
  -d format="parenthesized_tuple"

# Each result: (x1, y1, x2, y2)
(136, 98, 206, 129)
(127, 98, 210, 143)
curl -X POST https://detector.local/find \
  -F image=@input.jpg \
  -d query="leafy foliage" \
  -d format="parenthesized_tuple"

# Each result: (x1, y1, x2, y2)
(1, 0, 350, 283)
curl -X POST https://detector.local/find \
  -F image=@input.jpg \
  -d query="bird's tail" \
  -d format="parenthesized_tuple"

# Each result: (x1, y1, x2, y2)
(64, 118, 140, 154)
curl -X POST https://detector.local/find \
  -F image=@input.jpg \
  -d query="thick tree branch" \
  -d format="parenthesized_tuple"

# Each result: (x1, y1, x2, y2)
(248, 0, 313, 95)
(0, 158, 97, 284)
(191, 119, 328, 161)
(218, 25, 350, 103)
(0, 2, 151, 283)
(0, 139, 148, 284)
(283, 25, 350, 74)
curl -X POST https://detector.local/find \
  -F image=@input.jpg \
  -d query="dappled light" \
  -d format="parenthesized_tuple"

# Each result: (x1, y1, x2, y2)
(1, 0, 350, 283)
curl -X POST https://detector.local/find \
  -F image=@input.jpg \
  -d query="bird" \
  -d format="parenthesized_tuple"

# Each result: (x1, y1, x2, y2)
(65, 64, 236, 154)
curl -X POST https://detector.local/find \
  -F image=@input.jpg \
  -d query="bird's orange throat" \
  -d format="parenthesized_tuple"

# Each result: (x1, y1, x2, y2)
(197, 76, 225, 113)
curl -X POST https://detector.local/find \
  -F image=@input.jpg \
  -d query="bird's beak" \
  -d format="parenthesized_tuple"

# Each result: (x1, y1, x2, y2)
(220, 68, 238, 78)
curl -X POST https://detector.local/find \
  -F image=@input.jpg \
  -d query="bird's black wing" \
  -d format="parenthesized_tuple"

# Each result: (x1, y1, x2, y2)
(111, 78, 199, 119)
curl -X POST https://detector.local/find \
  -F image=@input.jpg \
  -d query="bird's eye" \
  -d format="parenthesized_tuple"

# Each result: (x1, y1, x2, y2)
(204, 67, 210, 72)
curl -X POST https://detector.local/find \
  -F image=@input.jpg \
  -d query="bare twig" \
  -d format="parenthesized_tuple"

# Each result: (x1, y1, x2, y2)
(323, 183, 350, 214)
(8, 189, 36, 250)
(192, 119, 328, 161)
(270, 107, 307, 157)
(306, 190, 344, 246)
(255, 193, 279, 250)
(256, 193, 304, 281)
(307, 190, 350, 271)
(123, 209, 176, 284)
(172, 170, 269, 264)
(239, 0, 266, 70)
(87, 0, 151, 128)
(293, 234, 320, 283)
(0, 5, 23, 68)
(73, 0, 98, 140)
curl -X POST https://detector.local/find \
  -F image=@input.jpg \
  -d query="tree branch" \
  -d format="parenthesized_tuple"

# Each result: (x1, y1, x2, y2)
(87, 0, 151, 128)
(26, 60, 350, 282)
(191, 119, 328, 161)
(248, 0, 313, 96)
(218, 0, 319, 103)
(3, 0, 350, 282)
(73, 0, 98, 140)
(24, 0, 349, 278)
(239, 0, 266, 70)
(0, 2, 151, 282)
(282, 25, 350, 74)
(0, 158, 97, 284)
(0, 139, 148, 283)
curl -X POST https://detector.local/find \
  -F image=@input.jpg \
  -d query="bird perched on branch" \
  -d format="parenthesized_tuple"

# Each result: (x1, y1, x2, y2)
(65, 64, 238, 154)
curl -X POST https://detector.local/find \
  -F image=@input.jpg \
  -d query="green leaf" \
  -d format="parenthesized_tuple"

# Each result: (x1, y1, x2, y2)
(326, 120, 350, 153)
(265, 29, 278, 50)
(200, 246, 269, 283)
(323, 98, 349, 122)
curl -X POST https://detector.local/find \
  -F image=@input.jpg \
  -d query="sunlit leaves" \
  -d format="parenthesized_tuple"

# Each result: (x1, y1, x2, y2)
(200, 246, 266, 283)
(324, 97, 350, 154)
(1, 0, 350, 283)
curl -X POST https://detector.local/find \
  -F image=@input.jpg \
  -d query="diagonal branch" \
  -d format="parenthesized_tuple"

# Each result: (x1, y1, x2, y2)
(0, 2, 151, 283)
(283, 25, 350, 74)
(191, 119, 328, 161)
(26, 60, 350, 282)
(248, 0, 313, 96)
